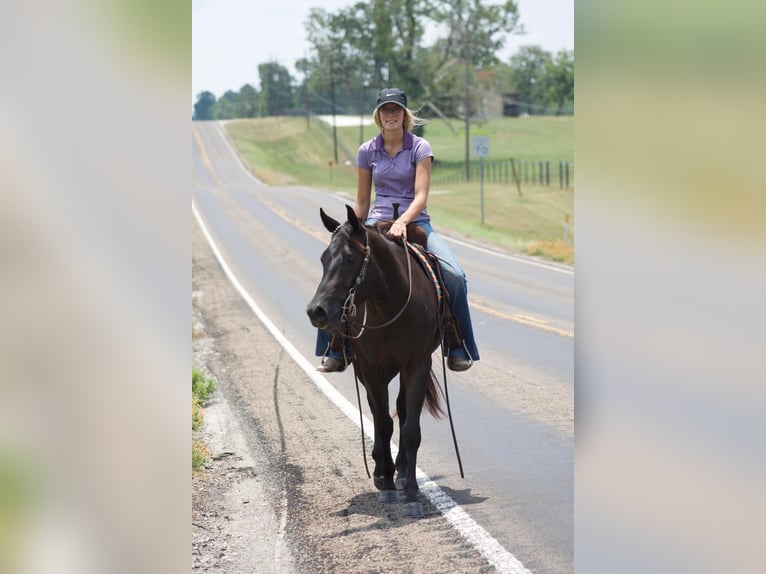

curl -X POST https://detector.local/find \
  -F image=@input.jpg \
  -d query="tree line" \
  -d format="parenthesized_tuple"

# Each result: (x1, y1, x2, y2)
(193, 0, 573, 121)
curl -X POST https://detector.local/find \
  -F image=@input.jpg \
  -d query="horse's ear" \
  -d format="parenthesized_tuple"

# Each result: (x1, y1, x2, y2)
(320, 208, 340, 233)
(346, 204, 361, 233)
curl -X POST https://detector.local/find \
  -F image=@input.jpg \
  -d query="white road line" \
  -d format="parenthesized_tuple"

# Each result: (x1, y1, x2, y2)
(193, 201, 532, 574)
(444, 234, 574, 275)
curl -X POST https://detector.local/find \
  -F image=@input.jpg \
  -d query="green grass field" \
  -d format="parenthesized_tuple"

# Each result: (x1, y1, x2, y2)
(224, 115, 574, 263)
(337, 116, 574, 164)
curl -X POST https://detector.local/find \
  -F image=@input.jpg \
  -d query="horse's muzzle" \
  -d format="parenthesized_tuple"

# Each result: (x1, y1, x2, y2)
(306, 304, 326, 328)
(306, 300, 336, 330)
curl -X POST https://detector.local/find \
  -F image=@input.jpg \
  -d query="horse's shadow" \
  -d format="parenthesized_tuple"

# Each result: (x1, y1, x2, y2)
(328, 482, 489, 537)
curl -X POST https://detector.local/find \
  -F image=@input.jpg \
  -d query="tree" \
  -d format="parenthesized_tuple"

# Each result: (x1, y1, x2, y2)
(303, 5, 377, 115)
(238, 84, 259, 118)
(508, 45, 552, 114)
(427, 0, 522, 178)
(430, 0, 522, 68)
(506, 46, 573, 115)
(212, 90, 240, 119)
(258, 61, 294, 116)
(543, 50, 574, 115)
(193, 91, 216, 120)
(301, 0, 521, 112)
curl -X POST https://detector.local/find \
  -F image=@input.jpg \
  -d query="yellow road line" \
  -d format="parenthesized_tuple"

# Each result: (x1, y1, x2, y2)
(469, 299, 573, 338)
(196, 127, 572, 339)
(252, 190, 329, 244)
(192, 124, 225, 187)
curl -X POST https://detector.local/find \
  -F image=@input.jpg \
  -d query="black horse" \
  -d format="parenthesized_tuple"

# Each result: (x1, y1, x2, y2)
(306, 204, 445, 518)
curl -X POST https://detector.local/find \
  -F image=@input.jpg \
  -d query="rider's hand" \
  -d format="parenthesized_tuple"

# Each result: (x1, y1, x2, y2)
(387, 220, 407, 241)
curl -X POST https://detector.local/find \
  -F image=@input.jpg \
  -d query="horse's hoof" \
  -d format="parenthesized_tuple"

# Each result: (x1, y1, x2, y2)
(373, 476, 385, 491)
(379, 490, 400, 504)
(395, 477, 406, 491)
(403, 502, 424, 518)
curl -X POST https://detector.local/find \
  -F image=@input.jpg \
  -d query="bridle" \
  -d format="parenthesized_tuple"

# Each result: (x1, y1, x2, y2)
(333, 224, 414, 339)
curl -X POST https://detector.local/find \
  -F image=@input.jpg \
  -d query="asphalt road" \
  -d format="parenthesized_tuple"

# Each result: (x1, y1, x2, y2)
(192, 120, 574, 574)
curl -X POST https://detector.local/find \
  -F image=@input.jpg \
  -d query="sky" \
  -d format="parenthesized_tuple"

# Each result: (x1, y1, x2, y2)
(192, 0, 574, 101)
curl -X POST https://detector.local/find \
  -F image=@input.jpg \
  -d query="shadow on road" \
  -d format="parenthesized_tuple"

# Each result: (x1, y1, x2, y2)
(326, 486, 489, 536)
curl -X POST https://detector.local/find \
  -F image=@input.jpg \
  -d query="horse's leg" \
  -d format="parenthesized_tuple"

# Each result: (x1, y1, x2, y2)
(394, 387, 408, 491)
(400, 365, 430, 518)
(365, 383, 398, 503)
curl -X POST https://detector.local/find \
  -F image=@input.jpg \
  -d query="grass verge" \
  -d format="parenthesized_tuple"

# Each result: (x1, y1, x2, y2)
(223, 116, 574, 264)
(192, 368, 217, 471)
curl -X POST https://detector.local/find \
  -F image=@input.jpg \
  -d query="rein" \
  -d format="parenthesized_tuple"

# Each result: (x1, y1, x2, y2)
(336, 228, 414, 339)
(328, 224, 464, 480)
(347, 285, 464, 481)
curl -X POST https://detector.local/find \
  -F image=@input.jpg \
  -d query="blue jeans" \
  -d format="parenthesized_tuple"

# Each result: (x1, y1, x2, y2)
(316, 220, 480, 361)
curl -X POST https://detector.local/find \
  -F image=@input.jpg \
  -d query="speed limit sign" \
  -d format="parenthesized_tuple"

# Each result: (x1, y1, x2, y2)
(473, 136, 489, 157)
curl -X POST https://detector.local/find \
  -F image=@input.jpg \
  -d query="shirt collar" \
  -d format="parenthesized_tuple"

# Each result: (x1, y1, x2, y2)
(373, 131, 414, 151)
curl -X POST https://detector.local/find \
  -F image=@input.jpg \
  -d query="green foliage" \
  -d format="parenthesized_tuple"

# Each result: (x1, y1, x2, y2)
(192, 440, 209, 470)
(193, 91, 216, 120)
(509, 46, 574, 115)
(300, 0, 522, 112)
(192, 79, 272, 121)
(194, 2, 572, 121)
(430, 0, 522, 67)
(545, 50, 574, 114)
(212, 90, 241, 120)
(192, 369, 215, 469)
(192, 396, 203, 432)
(258, 62, 294, 116)
(239, 84, 259, 118)
(192, 368, 217, 405)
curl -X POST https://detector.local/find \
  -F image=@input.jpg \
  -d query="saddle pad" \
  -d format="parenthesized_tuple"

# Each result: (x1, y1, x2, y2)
(406, 242, 443, 308)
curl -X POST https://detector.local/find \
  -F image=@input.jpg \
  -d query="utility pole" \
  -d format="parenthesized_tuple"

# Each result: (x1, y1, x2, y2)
(330, 54, 338, 165)
(359, 87, 364, 146)
(463, 19, 471, 182)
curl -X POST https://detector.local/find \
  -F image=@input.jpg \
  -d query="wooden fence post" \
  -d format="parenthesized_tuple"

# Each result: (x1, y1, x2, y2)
(510, 158, 523, 197)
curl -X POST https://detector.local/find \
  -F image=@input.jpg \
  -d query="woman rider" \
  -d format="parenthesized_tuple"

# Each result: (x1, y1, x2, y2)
(315, 88, 479, 373)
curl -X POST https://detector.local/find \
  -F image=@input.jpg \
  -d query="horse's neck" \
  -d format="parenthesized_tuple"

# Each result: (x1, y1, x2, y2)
(365, 232, 409, 305)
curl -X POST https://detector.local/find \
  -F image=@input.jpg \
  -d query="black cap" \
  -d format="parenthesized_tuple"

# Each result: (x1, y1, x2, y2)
(375, 88, 407, 110)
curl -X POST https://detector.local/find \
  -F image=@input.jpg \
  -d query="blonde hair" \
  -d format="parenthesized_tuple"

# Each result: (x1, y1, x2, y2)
(373, 106, 428, 133)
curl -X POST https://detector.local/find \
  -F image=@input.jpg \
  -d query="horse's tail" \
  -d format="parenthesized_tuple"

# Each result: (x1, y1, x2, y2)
(424, 370, 446, 419)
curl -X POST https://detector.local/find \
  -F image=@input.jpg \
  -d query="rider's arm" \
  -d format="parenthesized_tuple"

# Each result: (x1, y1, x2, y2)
(355, 167, 372, 221)
(400, 157, 431, 226)
(387, 157, 431, 240)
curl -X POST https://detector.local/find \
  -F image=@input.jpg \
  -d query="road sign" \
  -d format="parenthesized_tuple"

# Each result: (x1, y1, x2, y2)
(472, 137, 489, 225)
(473, 136, 489, 158)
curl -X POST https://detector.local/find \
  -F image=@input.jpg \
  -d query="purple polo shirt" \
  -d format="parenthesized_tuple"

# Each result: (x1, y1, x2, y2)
(356, 131, 433, 222)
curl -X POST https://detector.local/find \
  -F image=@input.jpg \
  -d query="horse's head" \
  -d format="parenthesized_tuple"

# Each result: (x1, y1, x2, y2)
(306, 205, 369, 330)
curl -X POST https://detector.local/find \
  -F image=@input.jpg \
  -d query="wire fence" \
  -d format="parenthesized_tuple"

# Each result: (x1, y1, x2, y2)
(432, 158, 574, 188)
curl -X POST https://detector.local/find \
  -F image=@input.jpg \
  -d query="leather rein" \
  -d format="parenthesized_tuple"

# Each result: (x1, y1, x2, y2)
(335, 225, 414, 339)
